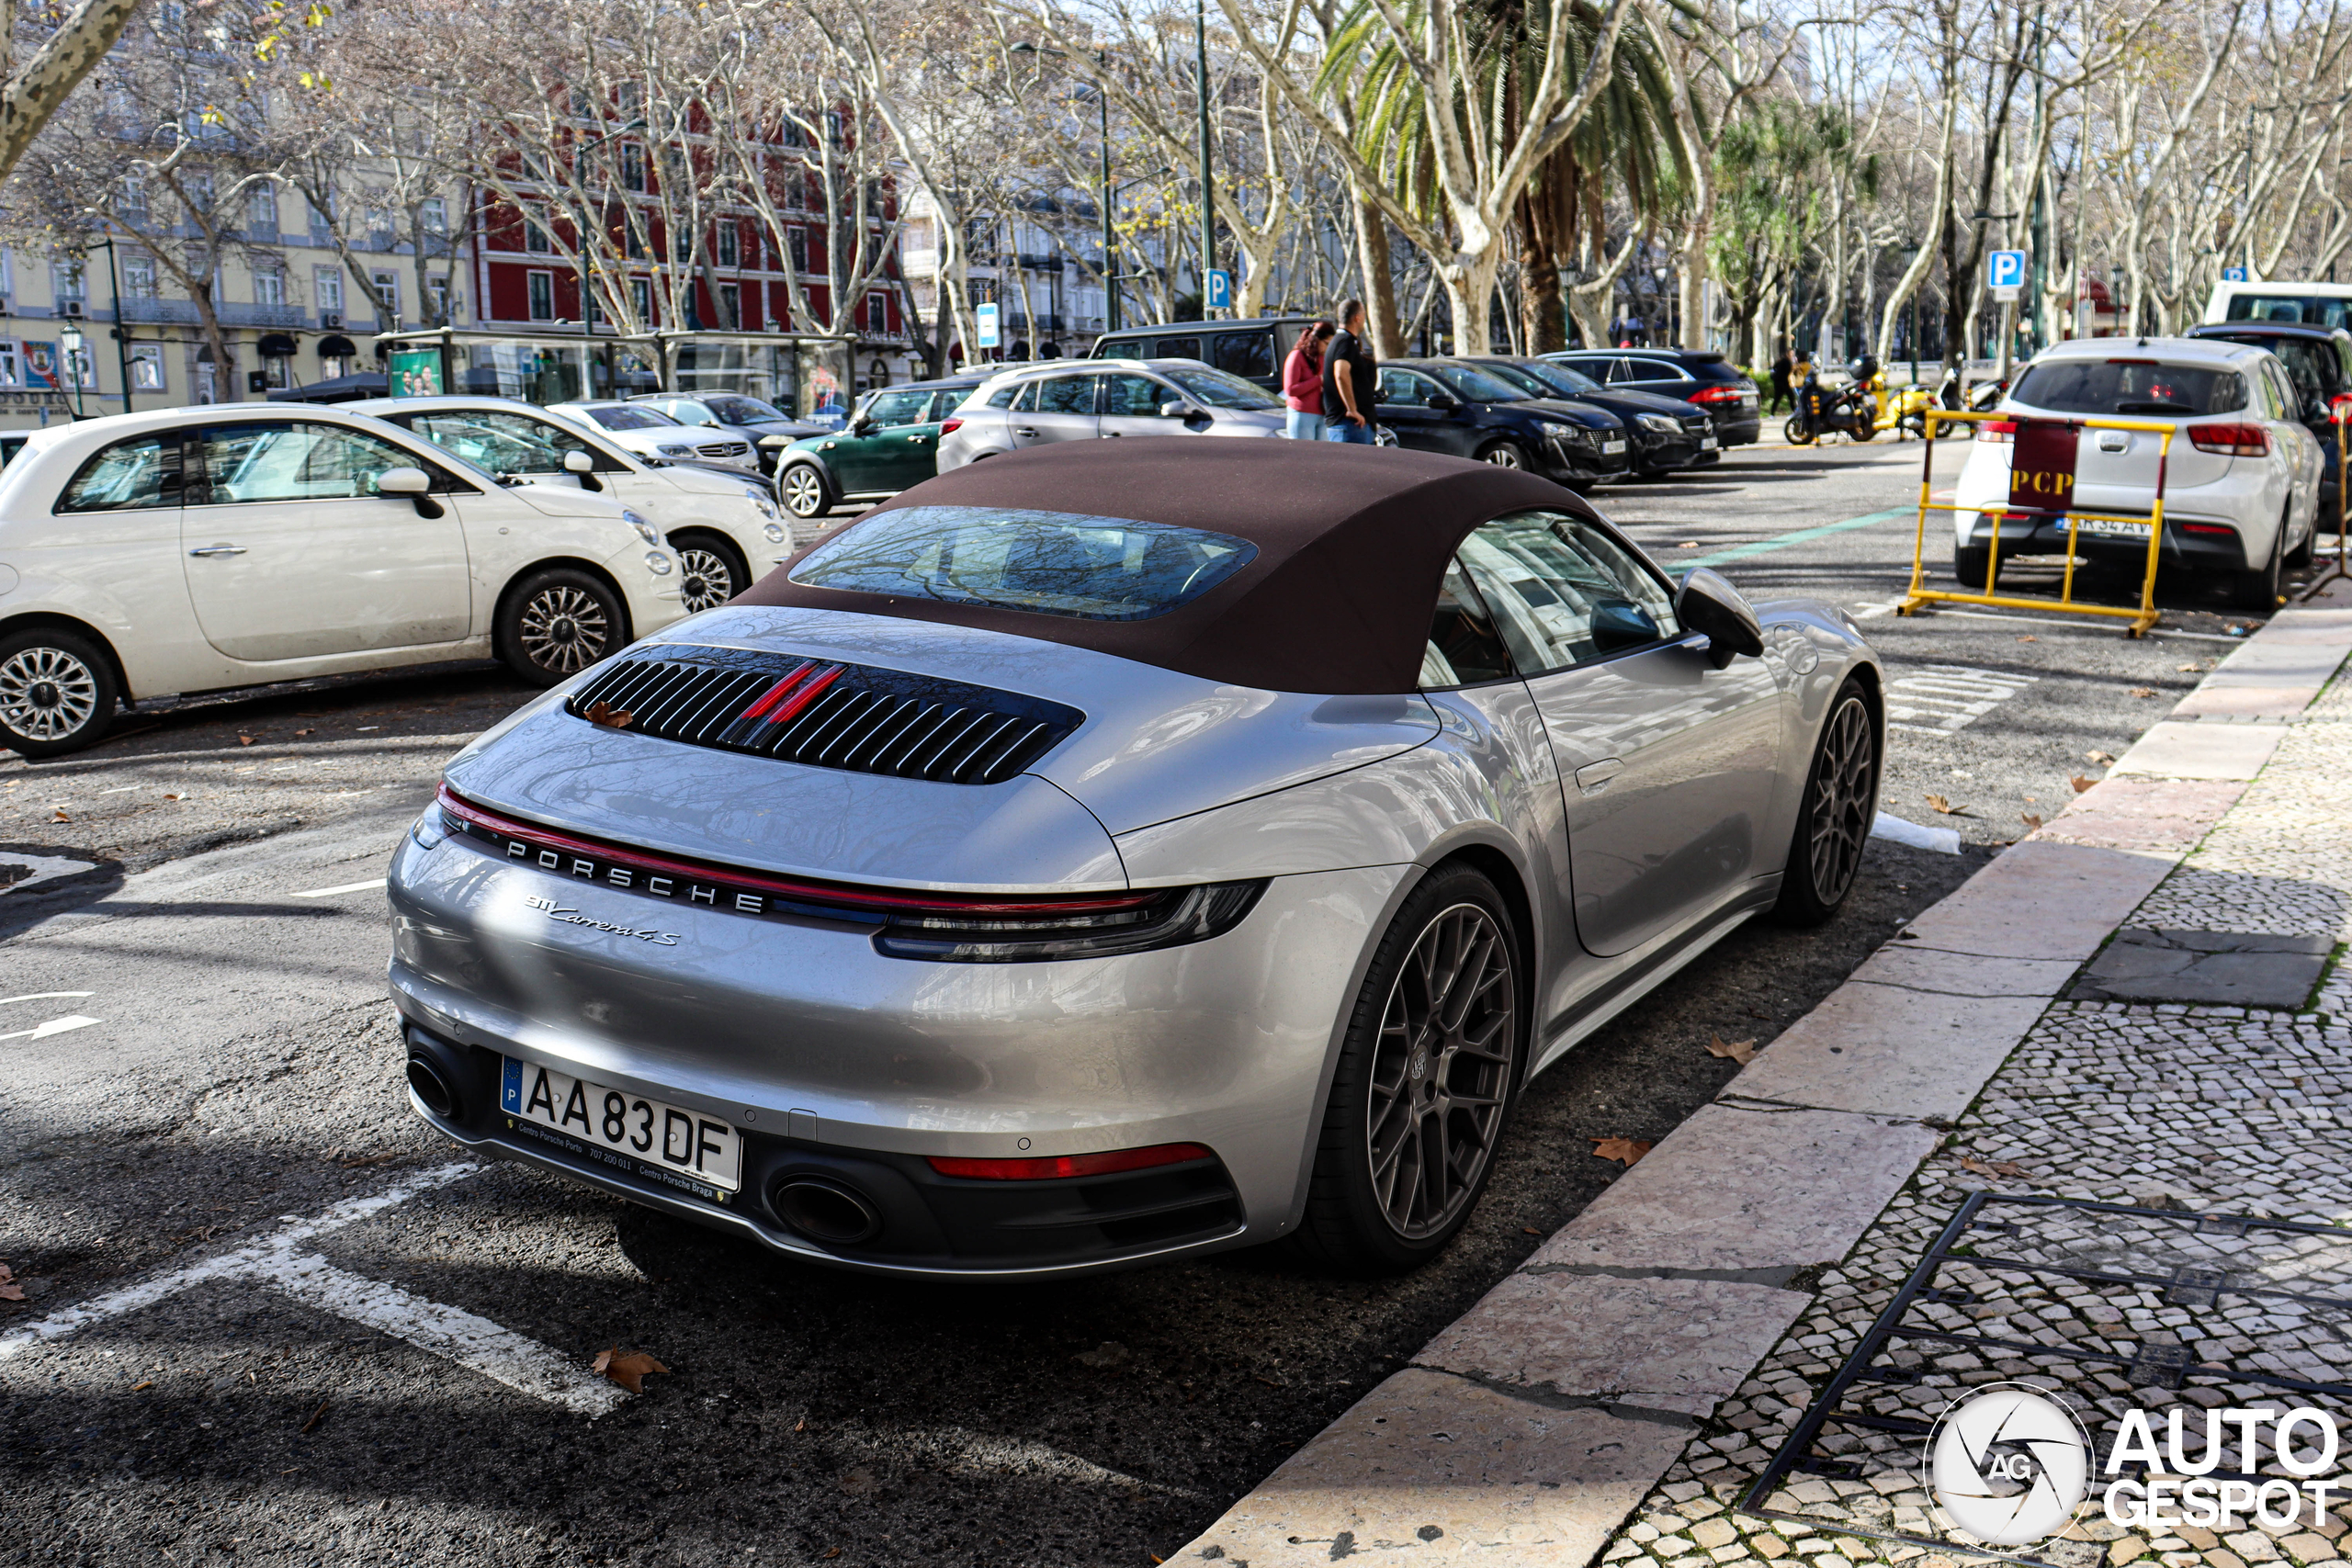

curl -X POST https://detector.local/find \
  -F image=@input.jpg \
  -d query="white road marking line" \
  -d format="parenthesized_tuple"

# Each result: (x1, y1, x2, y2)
(0, 1014, 101, 1043)
(0, 1161, 625, 1416)
(100, 784, 142, 794)
(0, 992, 96, 1006)
(291, 878, 388, 898)
(1884, 662, 2040, 736)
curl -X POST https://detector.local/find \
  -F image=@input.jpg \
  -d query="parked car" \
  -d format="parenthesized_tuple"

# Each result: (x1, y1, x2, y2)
(0, 433, 25, 468)
(1089, 317, 1318, 390)
(628, 392, 828, 477)
(388, 438, 1881, 1280)
(351, 395, 796, 612)
(2201, 277, 2352, 331)
(0, 405, 684, 757)
(1464, 356, 1718, 476)
(1953, 336, 2324, 610)
(546, 400, 759, 473)
(2184, 321, 2352, 518)
(772, 376, 987, 521)
(935, 360, 1283, 471)
(1363, 359, 1634, 484)
(1543, 348, 1762, 446)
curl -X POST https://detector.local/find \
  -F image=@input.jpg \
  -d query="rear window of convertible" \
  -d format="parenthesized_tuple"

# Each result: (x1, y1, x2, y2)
(787, 504, 1258, 622)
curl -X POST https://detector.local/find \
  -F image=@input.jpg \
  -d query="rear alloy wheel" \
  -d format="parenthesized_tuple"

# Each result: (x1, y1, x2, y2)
(779, 463, 831, 520)
(1295, 865, 1524, 1273)
(1772, 682, 1879, 926)
(1480, 441, 1532, 470)
(0, 626, 118, 758)
(500, 568, 626, 687)
(669, 532, 748, 615)
(2232, 517, 2284, 612)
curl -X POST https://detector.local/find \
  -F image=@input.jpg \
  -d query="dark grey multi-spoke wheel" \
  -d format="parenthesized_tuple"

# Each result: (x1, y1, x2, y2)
(1772, 681, 1879, 925)
(1295, 864, 1524, 1273)
(498, 567, 626, 688)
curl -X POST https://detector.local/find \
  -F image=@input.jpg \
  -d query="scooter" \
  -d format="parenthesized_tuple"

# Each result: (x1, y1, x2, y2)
(1871, 370, 1938, 437)
(1937, 366, 2008, 413)
(1784, 374, 1877, 444)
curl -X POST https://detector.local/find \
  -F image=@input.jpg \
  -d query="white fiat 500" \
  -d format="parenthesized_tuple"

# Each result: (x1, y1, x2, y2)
(0, 404, 684, 757)
(1952, 336, 2324, 610)
(350, 395, 797, 612)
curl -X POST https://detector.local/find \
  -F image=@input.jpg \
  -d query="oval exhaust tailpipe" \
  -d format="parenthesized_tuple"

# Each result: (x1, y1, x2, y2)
(405, 1054, 459, 1120)
(770, 1177, 882, 1246)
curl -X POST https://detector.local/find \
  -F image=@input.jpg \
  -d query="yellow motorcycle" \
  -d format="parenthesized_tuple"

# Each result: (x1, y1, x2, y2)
(1869, 371, 1937, 438)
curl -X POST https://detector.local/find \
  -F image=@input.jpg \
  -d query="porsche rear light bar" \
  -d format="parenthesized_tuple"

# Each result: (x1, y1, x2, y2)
(434, 784, 1263, 963)
(926, 1143, 1215, 1180)
(2189, 423, 2269, 457)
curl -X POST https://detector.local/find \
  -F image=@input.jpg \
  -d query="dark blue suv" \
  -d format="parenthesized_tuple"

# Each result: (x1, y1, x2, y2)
(1462, 356, 1719, 476)
(1371, 359, 1634, 484)
(1543, 348, 1761, 446)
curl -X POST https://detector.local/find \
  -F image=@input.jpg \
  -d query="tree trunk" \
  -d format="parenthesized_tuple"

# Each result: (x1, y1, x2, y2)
(1352, 193, 1403, 357)
(1443, 249, 1502, 358)
(1516, 186, 1568, 354)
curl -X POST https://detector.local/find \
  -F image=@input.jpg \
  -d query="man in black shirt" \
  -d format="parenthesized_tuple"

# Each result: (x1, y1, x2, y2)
(1321, 298, 1378, 443)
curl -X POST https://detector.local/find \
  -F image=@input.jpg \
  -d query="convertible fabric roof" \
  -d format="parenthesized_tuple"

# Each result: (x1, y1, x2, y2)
(733, 440, 1601, 695)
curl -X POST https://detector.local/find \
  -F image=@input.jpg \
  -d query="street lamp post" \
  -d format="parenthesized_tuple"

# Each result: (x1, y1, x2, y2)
(1196, 0, 1215, 318)
(1899, 241, 1921, 389)
(57, 320, 86, 418)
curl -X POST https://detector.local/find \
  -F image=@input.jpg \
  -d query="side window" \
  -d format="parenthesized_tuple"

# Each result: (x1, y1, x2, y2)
(1212, 332, 1274, 379)
(195, 423, 448, 504)
(1158, 335, 1202, 362)
(1453, 510, 1681, 674)
(1096, 337, 1146, 360)
(1423, 558, 1515, 688)
(985, 382, 1023, 410)
(1102, 373, 1172, 417)
(1377, 369, 1433, 407)
(1036, 375, 1098, 415)
(1009, 379, 1041, 413)
(1603, 359, 1644, 384)
(865, 389, 929, 427)
(410, 412, 560, 474)
(56, 431, 184, 512)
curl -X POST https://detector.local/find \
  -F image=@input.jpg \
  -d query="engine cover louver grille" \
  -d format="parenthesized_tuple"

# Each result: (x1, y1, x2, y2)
(564, 645, 1085, 785)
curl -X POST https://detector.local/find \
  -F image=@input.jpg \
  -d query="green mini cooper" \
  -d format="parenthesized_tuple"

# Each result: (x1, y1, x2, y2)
(771, 376, 987, 521)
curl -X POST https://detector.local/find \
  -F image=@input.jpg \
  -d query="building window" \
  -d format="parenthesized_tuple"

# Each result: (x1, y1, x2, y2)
(52, 261, 85, 307)
(420, 197, 446, 235)
(718, 283, 739, 328)
(717, 223, 739, 268)
(123, 254, 157, 299)
(786, 228, 807, 274)
(130, 344, 165, 390)
(674, 227, 693, 263)
(263, 351, 292, 389)
(630, 276, 651, 322)
(120, 177, 148, 226)
(314, 266, 344, 321)
(620, 143, 645, 193)
(865, 292, 886, 334)
(624, 224, 645, 261)
(370, 267, 400, 326)
(525, 207, 552, 254)
(247, 179, 278, 235)
(254, 268, 285, 307)
(308, 193, 333, 245)
(427, 275, 449, 322)
(527, 270, 554, 321)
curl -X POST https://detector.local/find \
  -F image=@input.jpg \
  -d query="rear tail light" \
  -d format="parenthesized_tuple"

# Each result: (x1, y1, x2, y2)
(939, 416, 964, 434)
(2189, 423, 2269, 457)
(927, 1143, 1214, 1180)
(1976, 421, 2017, 444)
(1689, 386, 1744, 405)
(874, 880, 1265, 963)
(2179, 522, 2238, 538)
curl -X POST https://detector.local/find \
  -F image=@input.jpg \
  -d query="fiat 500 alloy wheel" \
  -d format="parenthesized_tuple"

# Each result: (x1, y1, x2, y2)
(1367, 902, 1516, 1239)
(673, 547, 737, 614)
(0, 626, 119, 757)
(520, 586, 610, 673)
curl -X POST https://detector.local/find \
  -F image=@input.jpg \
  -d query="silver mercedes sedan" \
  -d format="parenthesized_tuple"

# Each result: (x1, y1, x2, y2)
(387, 442, 1883, 1280)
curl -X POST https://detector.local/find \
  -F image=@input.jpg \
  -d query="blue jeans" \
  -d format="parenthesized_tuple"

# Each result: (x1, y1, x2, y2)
(1286, 408, 1321, 440)
(1324, 418, 1374, 444)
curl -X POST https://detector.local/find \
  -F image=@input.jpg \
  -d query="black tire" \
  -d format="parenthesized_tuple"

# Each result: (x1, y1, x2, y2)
(1849, 419, 1876, 443)
(1771, 682, 1879, 927)
(2233, 522, 2284, 612)
(0, 625, 119, 759)
(1784, 416, 1815, 446)
(778, 462, 831, 520)
(2286, 505, 2314, 569)
(498, 567, 627, 688)
(1294, 863, 1525, 1275)
(667, 530, 749, 615)
(1479, 441, 1532, 470)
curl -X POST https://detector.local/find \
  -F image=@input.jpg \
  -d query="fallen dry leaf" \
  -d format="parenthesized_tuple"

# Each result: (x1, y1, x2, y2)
(1678, 540, 1700, 549)
(1591, 1137, 1653, 1167)
(584, 701, 634, 729)
(1959, 1156, 2031, 1179)
(2017, 635, 2038, 643)
(2176, 664, 2202, 673)
(132, 1380, 153, 1391)
(237, 734, 257, 746)
(294, 728, 314, 737)
(2071, 774, 2097, 794)
(1925, 794, 1968, 816)
(594, 1345, 670, 1394)
(300, 1399, 329, 1434)
(50, 808, 67, 823)
(1705, 1033, 1758, 1066)
(0, 1263, 21, 1303)
(2130, 686, 2155, 698)
(2085, 750, 2116, 764)
(1521, 1226, 1544, 1236)
(2021, 813, 2043, 831)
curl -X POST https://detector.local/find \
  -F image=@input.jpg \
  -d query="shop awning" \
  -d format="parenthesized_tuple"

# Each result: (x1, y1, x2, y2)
(258, 333, 299, 357)
(317, 334, 356, 357)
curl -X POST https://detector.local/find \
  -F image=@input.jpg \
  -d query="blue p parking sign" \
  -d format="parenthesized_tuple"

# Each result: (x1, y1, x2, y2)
(1987, 250, 2028, 292)
(1204, 270, 1232, 310)
(2222, 265, 2249, 283)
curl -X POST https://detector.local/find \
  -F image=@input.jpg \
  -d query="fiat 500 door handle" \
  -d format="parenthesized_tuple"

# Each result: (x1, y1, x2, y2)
(187, 544, 247, 557)
(1574, 759, 1624, 795)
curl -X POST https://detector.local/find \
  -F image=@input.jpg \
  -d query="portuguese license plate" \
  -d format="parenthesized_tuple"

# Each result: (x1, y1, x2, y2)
(1701, 434, 1719, 449)
(2075, 515, 2151, 537)
(1602, 439, 1627, 455)
(500, 1055, 741, 1192)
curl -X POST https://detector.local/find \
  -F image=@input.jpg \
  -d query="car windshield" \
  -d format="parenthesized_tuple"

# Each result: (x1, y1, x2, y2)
(1530, 361, 1605, 395)
(1478, 363, 1573, 400)
(2010, 359, 2246, 417)
(789, 505, 1259, 622)
(1157, 366, 1280, 410)
(703, 394, 788, 423)
(1428, 364, 1532, 402)
(585, 405, 679, 431)
(2223, 294, 2352, 331)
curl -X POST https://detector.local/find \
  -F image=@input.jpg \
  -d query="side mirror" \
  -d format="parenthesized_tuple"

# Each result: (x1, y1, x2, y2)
(849, 413, 874, 434)
(378, 466, 430, 494)
(1159, 400, 1193, 419)
(562, 450, 595, 474)
(1589, 598, 1660, 654)
(1675, 567, 1765, 670)
(1427, 394, 1460, 412)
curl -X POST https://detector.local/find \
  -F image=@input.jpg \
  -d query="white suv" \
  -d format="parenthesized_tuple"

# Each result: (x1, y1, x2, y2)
(1952, 336, 2324, 610)
(0, 405, 683, 757)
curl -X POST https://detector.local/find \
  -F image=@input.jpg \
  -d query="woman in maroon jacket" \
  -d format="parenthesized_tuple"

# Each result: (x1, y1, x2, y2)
(1283, 321, 1336, 439)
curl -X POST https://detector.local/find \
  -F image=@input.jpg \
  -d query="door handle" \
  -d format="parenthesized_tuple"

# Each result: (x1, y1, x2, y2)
(1574, 759, 1624, 795)
(1013, 426, 1038, 437)
(188, 544, 247, 558)
(1101, 431, 1121, 437)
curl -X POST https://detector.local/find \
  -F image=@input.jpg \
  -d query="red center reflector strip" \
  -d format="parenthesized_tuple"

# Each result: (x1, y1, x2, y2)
(739, 661, 816, 721)
(765, 665, 844, 726)
(925, 1143, 1215, 1181)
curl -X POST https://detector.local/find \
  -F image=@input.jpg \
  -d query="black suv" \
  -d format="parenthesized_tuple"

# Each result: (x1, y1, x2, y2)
(2185, 320, 2352, 515)
(1091, 317, 1317, 390)
(1371, 359, 1634, 484)
(1544, 348, 1761, 446)
(1461, 356, 1717, 476)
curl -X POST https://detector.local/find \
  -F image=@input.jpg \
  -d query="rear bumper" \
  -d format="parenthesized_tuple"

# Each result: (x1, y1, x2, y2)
(1709, 412, 1762, 446)
(1954, 511, 2258, 571)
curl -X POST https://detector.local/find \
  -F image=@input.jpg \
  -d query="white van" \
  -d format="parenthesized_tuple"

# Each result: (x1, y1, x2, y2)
(2204, 278, 2352, 329)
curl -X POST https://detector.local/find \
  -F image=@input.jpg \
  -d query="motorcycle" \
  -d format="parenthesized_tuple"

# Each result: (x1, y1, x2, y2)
(1869, 369, 1938, 437)
(1937, 366, 2009, 414)
(1784, 374, 1877, 445)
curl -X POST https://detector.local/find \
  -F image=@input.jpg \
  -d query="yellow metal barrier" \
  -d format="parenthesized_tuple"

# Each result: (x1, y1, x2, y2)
(1897, 407, 2178, 637)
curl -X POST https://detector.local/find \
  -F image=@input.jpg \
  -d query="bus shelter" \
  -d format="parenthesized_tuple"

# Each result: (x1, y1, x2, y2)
(373, 328, 853, 422)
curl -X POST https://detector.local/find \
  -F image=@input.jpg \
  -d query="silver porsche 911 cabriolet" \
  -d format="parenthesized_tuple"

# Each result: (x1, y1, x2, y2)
(388, 441, 1883, 1280)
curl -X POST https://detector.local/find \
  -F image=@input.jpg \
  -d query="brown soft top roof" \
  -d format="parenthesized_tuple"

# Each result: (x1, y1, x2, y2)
(733, 440, 1600, 694)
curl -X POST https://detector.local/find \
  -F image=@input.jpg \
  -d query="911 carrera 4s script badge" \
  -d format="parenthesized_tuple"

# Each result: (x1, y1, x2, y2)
(563, 643, 1084, 785)
(522, 895, 680, 946)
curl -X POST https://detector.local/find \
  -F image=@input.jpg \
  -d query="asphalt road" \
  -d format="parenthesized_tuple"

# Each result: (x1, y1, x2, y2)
(0, 437, 2293, 1567)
